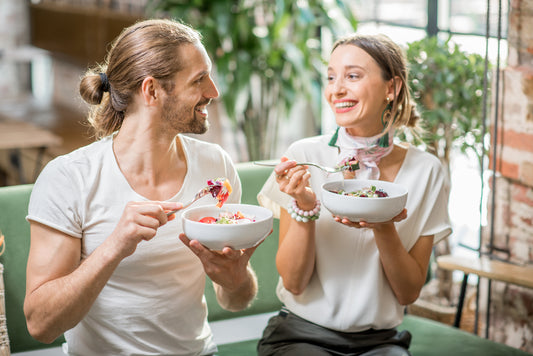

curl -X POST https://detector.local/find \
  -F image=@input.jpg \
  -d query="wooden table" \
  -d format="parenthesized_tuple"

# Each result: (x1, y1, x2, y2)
(437, 254, 533, 335)
(437, 255, 533, 289)
(0, 120, 62, 183)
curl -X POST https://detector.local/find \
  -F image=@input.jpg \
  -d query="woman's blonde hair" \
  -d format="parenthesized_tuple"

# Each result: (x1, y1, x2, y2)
(79, 19, 202, 138)
(332, 34, 420, 132)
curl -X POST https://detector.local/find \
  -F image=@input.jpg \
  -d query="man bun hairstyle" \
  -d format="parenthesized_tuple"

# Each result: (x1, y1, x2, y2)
(79, 19, 202, 138)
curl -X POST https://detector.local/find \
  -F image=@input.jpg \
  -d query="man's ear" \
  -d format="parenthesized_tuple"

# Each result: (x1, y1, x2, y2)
(140, 76, 159, 106)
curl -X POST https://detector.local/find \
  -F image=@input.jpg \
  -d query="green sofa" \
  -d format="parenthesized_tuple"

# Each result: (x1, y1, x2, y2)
(0, 162, 530, 355)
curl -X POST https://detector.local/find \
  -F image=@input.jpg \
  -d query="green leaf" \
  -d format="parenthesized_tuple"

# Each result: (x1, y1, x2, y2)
(405, 36, 491, 165)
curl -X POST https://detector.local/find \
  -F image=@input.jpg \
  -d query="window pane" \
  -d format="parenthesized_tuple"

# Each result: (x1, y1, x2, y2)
(356, 23, 426, 47)
(351, 0, 427, 28)
(449, 0, 508, 37)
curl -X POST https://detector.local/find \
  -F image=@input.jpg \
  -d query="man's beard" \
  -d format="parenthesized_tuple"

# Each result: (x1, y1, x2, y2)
(162, 99, 210, 134)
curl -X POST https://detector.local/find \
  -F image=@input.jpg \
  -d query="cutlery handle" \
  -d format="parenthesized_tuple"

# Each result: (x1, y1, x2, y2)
(253, 161, 279, 167)
(166, 193, 205, 216)
(166, 200, 196, 217)
(253, 161, 307, 166)
(166, 209, 179, 217)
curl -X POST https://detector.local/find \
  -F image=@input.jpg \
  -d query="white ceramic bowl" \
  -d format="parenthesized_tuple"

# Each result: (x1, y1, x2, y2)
(321, 179, 408, 223)
(182, 204, 273, 250)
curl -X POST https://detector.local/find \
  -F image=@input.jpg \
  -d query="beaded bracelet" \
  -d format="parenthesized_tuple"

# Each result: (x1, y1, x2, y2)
(287, 199, 321, 222)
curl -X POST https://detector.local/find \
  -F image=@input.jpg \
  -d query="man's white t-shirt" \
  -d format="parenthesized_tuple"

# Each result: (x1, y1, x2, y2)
(258, 134, 452, 333)
(27, 134, 242, 355)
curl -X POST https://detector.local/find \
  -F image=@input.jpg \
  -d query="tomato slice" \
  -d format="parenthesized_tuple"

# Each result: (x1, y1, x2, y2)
(199, 216, 217, 224)
(214, 179, 232, 208)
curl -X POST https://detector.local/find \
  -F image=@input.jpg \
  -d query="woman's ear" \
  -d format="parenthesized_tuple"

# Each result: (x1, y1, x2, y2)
(387, 76, 403, 101)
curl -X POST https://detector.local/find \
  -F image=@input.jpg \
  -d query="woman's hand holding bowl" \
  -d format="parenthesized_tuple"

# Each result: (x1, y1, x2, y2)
(333, 208, 408, 230)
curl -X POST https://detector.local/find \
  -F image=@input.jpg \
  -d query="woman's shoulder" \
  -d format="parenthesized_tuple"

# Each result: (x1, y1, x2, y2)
(405, 144, 443, 168)
(287, 134, 333, 151)
(400, 144, 448, 185)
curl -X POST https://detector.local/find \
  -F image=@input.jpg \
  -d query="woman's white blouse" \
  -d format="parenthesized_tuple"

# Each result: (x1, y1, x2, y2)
(258, 134, 452, 332)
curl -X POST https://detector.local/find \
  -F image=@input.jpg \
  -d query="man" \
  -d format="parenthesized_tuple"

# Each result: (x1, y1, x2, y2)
(24, 19, 258, 355)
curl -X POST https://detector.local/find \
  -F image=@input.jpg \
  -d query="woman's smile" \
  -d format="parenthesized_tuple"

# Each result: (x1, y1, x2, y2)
(333, 99, 358, 114)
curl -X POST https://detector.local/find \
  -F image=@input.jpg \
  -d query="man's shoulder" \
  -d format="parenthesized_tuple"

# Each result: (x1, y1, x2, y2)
(47, 137, 110, 171)
(60, 136, 109, 158)
(180, 134, 233, 165)
(180, 134, 224, 150)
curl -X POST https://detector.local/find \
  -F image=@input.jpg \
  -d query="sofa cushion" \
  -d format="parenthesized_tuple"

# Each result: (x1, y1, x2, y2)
(215, 314, 532, 355)
(217, 339, 259, 355)
(400, 315, 530, 356)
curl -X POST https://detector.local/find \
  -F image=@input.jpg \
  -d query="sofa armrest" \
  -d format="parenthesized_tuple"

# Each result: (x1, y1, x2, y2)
(0, 185, 65, 353)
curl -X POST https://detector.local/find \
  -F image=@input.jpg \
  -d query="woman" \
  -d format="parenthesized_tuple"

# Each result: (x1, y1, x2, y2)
(257, 34, 452, 355)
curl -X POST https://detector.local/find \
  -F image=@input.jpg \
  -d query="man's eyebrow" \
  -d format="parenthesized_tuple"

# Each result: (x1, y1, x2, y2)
(193, 70, 210, 80)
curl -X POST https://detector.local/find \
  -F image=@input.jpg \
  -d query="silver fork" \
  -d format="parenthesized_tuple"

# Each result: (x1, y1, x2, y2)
(166, 186, 213, 217)
(253, 161, 345, 174)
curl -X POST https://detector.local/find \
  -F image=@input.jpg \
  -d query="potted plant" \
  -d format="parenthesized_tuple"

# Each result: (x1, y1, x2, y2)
(402, 35, 490, 322)
(404, 35, 489, 172)
(146, 0, 357, 161)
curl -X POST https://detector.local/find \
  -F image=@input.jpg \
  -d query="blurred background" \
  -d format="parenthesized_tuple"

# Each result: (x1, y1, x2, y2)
(0, 0, 531, 353)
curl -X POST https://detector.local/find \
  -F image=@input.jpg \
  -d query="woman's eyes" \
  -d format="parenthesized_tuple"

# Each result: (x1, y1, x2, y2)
(327, 73, 360, 82)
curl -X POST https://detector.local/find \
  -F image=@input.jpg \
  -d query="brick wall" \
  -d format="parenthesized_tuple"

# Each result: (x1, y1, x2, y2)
(485, 0, 533, 351)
